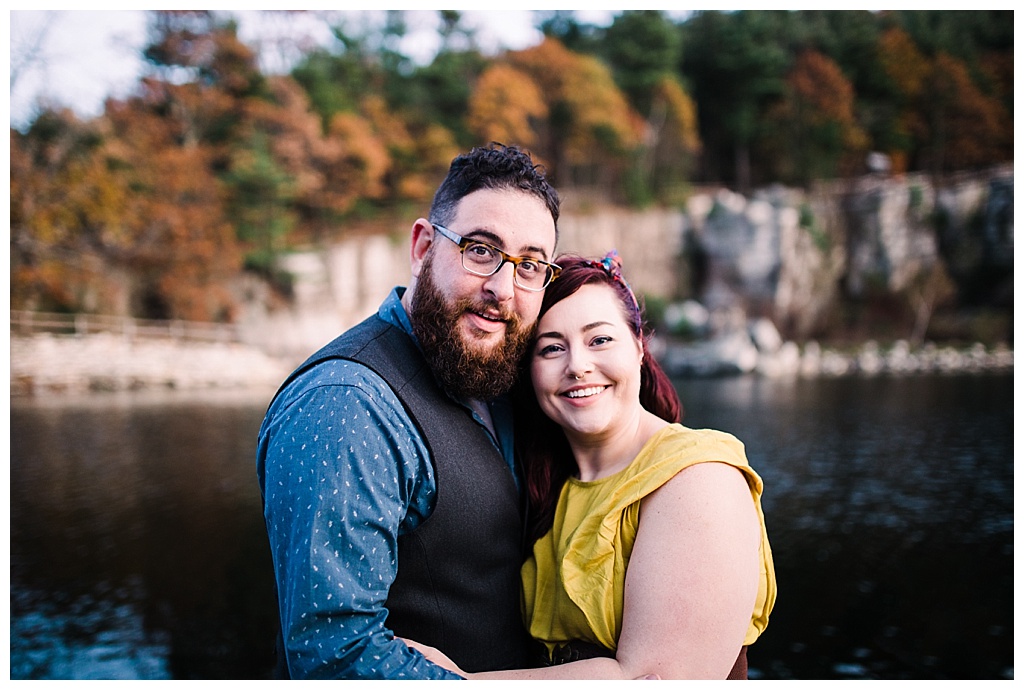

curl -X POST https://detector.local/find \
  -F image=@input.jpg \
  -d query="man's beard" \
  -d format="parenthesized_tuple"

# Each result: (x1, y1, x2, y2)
(410, 255, 534, 401)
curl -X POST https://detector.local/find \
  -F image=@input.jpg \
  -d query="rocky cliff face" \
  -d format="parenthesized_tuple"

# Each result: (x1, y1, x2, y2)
(674, 165, 1012, 343)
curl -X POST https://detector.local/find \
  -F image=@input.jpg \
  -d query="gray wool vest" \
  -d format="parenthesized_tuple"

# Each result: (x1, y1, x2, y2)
(275, 312, 532, 674)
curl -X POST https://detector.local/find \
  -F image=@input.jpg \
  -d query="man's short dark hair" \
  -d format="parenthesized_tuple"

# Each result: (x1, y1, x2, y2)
(429, 143, 560, 240)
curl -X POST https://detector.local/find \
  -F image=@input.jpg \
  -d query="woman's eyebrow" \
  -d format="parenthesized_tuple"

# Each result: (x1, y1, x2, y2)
(536, 321, 613, 340)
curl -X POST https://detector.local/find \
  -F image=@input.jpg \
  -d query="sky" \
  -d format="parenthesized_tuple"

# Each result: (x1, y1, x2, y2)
(7, 9, 627, 130)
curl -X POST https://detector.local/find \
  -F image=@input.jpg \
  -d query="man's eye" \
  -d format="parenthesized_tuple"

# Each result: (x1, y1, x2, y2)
(467, 244, 494, 259)
(517, 259, 541, 274)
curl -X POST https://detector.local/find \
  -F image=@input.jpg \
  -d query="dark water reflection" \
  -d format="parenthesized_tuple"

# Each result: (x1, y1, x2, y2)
(678, 374, 1014, 680)
(10, 391, 277, 679)
(9, 374, 1013, 679)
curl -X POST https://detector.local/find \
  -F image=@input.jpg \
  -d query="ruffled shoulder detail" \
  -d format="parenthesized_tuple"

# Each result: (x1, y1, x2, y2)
(558, 424, 762, 646)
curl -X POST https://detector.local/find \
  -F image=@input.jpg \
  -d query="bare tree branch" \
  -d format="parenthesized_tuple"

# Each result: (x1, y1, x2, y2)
(10, 11, 62, 93)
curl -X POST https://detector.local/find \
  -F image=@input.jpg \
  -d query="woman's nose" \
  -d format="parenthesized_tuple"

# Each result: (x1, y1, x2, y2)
(565, 352, 592, 380)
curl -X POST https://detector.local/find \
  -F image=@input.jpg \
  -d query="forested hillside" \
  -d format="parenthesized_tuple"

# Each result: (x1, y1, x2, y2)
(10, 10, 1013, 329)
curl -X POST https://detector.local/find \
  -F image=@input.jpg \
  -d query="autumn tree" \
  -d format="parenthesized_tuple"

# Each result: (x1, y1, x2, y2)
(322, 110, 390, 207)
(289, 12, 461, 207)
(131, 11, 280, 317)
(232, 75, 375, 249)
(467, 64, 548, 152)
(873, 13, 1012, 174)
(142, 11, 265, 146)
(101, 93, 243, 322)
(920, 52, 1011, 175)
(11, 11, 267, 320)
(762, 49, 869, 185)
(10, 94, 244, 323)
(11, 111, 133, 315)
(876, 26, 931, 173)
(502, 37, 643, 191)
(795, 11, 884, 92)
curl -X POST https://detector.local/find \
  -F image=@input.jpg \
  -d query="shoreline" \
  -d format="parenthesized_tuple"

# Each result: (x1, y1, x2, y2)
(10, 333, 296, 398)
(656, 336, 1014, 379)
(9, 332, 1013, 398)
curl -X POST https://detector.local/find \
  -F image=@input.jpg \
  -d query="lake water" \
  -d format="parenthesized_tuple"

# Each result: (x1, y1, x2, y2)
(9, 372, 1013, 679)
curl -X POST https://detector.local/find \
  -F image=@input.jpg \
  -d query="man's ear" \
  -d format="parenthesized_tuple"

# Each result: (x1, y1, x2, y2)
(409, 218, 434, 278)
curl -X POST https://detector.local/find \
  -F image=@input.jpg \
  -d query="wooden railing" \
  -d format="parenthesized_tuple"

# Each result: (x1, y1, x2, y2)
(10, 310, 243, 344)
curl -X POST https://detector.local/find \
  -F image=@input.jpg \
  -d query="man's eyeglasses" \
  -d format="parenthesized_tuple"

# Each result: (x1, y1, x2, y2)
(432, 224, 560, 292)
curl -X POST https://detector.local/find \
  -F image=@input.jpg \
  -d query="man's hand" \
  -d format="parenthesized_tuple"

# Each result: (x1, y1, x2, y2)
(398, 637, 464, 676)
(399, 637, 660, 680)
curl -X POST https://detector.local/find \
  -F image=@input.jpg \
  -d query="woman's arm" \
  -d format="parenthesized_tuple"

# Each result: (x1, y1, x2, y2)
(464, 461, 761, 680)
(616, 461, 761, 679)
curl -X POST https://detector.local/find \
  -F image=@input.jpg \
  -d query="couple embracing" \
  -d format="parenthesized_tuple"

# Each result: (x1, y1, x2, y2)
(257, 143, 776, 680)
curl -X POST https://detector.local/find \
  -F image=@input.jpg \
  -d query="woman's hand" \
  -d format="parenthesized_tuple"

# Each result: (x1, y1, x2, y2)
(399, 637, 465, 675)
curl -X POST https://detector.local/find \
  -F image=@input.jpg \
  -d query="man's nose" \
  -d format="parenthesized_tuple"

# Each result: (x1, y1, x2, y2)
(483, 260, 516, 302)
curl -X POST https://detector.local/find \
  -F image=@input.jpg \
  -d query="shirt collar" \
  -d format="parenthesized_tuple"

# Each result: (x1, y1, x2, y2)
(378, 287, 416, 340)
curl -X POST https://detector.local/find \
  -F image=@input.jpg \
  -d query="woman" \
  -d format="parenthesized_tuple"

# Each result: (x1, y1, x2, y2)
(410, 252, 776, 679)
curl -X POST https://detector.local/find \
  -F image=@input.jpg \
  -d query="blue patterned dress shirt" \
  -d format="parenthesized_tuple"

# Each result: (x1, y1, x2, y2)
(257, 288, 517, 679)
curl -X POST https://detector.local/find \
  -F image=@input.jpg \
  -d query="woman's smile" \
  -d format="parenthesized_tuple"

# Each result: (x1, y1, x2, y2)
(563, 385, 608, 400)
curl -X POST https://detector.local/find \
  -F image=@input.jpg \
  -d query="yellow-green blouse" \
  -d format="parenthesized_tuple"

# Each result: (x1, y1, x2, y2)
(521, 424, 777, 655)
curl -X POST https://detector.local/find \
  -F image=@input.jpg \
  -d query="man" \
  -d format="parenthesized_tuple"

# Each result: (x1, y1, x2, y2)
(257, 144, 561, 679)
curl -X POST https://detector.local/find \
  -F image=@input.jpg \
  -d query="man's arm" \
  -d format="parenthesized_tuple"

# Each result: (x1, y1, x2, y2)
(258, 363, 463, 679)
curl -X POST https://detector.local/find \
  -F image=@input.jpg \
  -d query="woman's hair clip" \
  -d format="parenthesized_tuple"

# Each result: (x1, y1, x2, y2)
(586, 250, 641, 333)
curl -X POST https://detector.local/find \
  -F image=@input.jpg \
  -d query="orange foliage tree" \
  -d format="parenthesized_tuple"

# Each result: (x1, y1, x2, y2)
(11, 112, 135, 315)
(500, 37, 644, 189)
(922, 52, 1012, 174)
(467, 64, 548, 152)
(357, 94, 460, 203)
(102, 90, 243, 322)
(9, 94, 244, 323)
(762, 49, 869, 184)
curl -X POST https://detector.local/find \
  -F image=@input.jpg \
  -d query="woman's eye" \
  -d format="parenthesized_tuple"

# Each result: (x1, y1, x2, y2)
(537, 343, 563, 357)
(591, 336, 613, 346)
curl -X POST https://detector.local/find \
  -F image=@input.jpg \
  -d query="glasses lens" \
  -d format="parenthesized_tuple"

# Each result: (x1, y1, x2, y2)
(462, 243, 501, 274)
(519, 265, 555, 291)
(515, 263, 548, 290)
